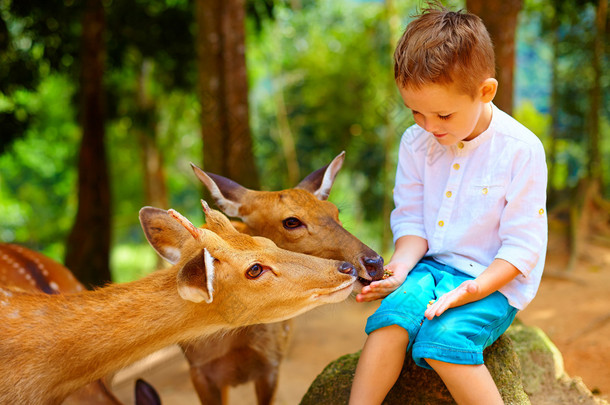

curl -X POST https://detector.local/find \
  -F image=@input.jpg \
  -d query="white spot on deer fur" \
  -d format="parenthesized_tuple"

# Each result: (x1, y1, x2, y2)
(1, 289, 13, 297)
(18, 268, 25, 275)
(49, 282, 59, 291)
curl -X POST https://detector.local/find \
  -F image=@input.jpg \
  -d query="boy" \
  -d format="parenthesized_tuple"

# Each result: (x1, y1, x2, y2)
(350, 3, 547, 405)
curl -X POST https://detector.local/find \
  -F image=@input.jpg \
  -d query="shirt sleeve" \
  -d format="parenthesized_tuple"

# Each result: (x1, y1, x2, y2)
(495, 140, 548, 276)
(390, 129, 428, 244)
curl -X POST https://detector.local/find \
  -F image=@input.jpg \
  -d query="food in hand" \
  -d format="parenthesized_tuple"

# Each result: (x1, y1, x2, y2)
(382, 269, 394, 279)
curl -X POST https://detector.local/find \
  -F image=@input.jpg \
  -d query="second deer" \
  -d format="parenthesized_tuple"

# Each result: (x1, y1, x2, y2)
(0, 202, 356, 405)
(186, 152, 384, 404)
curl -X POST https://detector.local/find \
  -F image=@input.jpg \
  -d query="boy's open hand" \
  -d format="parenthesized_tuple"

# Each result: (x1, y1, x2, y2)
(424, 280, 480, 320)
(355, 262, 410, 303)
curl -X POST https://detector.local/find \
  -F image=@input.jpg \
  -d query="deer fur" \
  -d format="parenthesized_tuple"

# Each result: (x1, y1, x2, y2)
(185, 152, 384, 404)
(0, 243, 159, 405)
(0, 203, 355, 404)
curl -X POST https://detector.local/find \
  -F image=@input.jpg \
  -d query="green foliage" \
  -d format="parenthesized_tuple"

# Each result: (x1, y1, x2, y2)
(0, 0, 607, 280)
(248, 0, 417, 251)
(0, 74, 79, 260)
(110, 244, 158, 283)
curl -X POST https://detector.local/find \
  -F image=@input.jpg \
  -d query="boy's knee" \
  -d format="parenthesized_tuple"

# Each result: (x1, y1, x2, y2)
(370, 324, 409, 346)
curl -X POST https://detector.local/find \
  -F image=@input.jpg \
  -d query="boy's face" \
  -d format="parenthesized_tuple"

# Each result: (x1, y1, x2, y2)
(398, 80, 496, 146)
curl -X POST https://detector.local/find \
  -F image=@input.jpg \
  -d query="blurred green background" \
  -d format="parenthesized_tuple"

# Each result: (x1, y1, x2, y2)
(0, 0, 608, 284)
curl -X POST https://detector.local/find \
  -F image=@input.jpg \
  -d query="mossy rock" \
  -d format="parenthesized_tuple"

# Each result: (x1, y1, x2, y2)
(301, 333, 527, 405)
(301, 321, 605, 405)
(506, 322, 605, 405)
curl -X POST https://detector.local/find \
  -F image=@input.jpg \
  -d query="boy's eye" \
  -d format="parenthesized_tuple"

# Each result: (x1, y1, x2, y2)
(438, 114, 452, 120)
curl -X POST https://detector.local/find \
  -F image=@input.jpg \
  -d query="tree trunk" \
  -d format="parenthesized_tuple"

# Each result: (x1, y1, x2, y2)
(566, 0, 608, 271)
(136, 58, 168, 270)
(65, 0, 111, 287)
(135, 59, 168, 211)
(547, 8, 560, 202)
(195, 0, 259, 189)
(587, 0, 606, 186)
(466, 0, 522, 115)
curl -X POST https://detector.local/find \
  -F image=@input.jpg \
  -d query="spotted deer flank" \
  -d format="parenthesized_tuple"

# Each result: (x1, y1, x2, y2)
(0, 244, 83, 294)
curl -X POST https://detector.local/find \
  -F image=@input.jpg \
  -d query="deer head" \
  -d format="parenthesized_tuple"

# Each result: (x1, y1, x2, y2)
(139, 201, 357, 326)
(190, 152, 384, 291)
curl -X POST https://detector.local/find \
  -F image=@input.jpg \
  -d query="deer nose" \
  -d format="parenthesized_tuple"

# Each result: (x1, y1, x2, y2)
(363, 256, 384, 280)
(339, 261, 357, 277)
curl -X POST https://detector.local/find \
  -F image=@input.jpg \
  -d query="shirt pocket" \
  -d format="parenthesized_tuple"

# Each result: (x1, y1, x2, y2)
(464, 183, 506, 219)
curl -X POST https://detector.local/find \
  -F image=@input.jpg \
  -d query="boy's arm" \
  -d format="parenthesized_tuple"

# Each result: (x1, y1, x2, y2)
(356, 235, 428, 303)
(424, 258, 520, 320)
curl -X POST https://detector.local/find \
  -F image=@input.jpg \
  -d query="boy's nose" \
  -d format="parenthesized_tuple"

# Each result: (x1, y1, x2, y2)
(421, 118, 439, 134)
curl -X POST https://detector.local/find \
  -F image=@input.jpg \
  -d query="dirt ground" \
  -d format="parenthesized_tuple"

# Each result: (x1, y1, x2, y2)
(111, 239, 610, 405)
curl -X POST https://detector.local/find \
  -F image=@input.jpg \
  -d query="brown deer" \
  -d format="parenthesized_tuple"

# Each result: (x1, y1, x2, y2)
(185, 152, 384, 404)
(0, 242, 160, 405)
(0, 202, 356, 405)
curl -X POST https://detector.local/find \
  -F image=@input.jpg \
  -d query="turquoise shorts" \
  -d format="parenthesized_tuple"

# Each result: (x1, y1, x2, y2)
(365, 258, 517, 369)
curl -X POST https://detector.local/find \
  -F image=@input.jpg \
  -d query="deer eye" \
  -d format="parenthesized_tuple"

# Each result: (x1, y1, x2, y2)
(246, 264, 265, 279)
(282, 217, 303, 229)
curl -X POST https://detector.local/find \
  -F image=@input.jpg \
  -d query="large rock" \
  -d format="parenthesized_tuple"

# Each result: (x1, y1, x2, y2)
(300, 320, 606, 405)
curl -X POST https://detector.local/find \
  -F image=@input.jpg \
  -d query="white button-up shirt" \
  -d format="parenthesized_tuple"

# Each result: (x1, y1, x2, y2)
(391, 104, 548, 310)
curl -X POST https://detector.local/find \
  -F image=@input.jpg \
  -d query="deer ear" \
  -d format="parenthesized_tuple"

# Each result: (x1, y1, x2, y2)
(190, 163, 245, 217)
(176, 248, 215, 303)
(296, 151, 345, 200)
(139, 207, 194, 264)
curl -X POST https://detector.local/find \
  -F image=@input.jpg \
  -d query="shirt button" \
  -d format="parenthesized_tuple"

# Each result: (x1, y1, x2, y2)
(446, 191, 452, 198)
(482, 187, 488, 195)
(438, 220, 444, 227)
(539, 208, 545, 215)
(453, 163, 460, 170)
(457, 142, 464, 149)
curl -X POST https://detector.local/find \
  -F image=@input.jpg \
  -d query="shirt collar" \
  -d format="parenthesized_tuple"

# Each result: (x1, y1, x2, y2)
(452, 103, 496, 155)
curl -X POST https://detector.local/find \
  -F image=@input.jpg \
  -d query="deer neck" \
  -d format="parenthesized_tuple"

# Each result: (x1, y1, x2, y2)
(0, 267, 226, 403)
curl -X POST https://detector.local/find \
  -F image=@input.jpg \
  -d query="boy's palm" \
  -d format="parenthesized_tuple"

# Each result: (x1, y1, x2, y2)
(355, 262, 410, 302)
(424, 280, 480, 320)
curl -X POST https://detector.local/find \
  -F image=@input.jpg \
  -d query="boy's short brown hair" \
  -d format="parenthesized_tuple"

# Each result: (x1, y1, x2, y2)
(394, 3, 495, 98)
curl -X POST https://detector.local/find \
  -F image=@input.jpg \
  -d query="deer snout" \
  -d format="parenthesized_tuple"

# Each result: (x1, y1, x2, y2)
(363, 256, 384, 280)
(339, 261, 357, 277)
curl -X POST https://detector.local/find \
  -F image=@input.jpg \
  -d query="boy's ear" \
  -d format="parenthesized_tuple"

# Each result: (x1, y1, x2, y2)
(480, 78, 498, 103)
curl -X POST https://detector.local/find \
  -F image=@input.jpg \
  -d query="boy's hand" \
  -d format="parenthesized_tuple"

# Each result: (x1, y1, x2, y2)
(424, 280, 480, 320)
(355, 262, 410, 303)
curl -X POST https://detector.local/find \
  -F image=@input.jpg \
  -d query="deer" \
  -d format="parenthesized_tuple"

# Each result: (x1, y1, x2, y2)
(184, 151, 384, 405)
(0, 202, 357, 405)
(0, 242, 160, 405)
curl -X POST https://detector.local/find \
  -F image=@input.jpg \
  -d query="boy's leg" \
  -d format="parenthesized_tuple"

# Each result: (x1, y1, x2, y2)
(349, 325, 409, 405)
(425, 359, 503, 405)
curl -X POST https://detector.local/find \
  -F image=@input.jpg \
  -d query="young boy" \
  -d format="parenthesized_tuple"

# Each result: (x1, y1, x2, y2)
(350, 4, 547, 405)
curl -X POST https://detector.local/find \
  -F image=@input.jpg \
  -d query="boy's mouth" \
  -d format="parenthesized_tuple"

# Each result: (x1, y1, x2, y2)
(433, 133, 447, 138)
